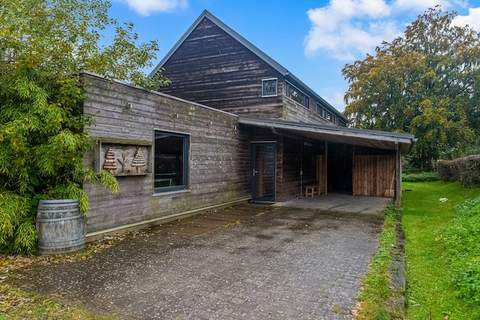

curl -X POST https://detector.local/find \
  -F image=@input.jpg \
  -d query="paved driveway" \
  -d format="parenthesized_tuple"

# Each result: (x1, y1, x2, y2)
(12, 204, 383, 320)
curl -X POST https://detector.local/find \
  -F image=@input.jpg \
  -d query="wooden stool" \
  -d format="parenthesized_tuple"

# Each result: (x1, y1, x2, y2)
(305, 185, 318, 198)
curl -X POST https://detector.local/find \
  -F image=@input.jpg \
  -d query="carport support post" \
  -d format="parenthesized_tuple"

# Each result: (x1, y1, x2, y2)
(395, 143, 401, 207)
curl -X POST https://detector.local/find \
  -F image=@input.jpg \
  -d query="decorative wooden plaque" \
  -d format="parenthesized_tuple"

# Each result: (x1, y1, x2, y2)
(99, 143, 151, 176)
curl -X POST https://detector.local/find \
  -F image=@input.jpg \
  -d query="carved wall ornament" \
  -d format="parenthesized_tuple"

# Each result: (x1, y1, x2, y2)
(131, 147, 146, 173)
(102, 147, 117, 172)
(99, 143, 150, 176)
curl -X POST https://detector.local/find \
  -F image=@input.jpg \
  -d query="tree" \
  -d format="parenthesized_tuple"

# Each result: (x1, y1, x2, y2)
(343, 7, 480, 169)
(0, 0, 169, 254)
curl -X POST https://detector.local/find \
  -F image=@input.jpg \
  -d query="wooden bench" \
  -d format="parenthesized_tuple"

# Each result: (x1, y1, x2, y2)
(304, 185, 318, 198)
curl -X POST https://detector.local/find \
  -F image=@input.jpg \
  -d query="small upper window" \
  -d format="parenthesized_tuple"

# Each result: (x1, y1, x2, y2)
(316, 104, 324, 117)
(262, 78, 278, 97)
(325, 111, 333, 121)
(286, 82, 309, 107)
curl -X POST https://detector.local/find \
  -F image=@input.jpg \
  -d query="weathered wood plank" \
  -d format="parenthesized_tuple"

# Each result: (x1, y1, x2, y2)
(82, 73, 250, 233)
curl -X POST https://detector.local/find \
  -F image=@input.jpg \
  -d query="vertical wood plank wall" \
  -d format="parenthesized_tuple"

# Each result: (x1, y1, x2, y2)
(352, 155, 396, 197)
(82, 73, 250, 233)
(316, 155, 327, 194)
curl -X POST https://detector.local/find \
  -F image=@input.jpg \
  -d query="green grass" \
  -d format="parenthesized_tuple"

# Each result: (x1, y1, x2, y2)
(441, 196, 480, 307)
(356, 205, 402, 320)
(402, 181, 480, 320)
(0, 284, 117, 320)
(0, 235, 125, 319)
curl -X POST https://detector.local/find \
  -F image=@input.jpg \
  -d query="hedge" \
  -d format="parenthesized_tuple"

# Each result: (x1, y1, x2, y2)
(402, 171, 439, 182)
(437, 155, 480, 186)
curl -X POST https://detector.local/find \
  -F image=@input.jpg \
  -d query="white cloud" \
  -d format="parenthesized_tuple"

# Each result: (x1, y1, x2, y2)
(305, 0, 399, 60)
(122, 0, 187, 16)
(304, 0, 475, 60)
(325, 91, 347, 111)
(452, 7, 480, 32)
(393, 0, 450, 12)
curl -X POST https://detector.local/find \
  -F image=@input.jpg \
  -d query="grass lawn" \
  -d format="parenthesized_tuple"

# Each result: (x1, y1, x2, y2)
(0, 284, 117, 320)
(402, 181, 480, 320)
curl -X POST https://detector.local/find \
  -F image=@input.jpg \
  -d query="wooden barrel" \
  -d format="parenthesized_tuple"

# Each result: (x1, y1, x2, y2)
(36, 200, 85, 255)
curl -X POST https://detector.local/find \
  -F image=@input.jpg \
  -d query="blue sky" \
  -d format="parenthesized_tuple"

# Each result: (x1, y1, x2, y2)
(109, 0, 480, 111)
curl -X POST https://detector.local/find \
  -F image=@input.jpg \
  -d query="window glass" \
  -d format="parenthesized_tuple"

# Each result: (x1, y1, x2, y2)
(286, 82, 309, 107)
(316, 104, 324, 117)
(262, 79, 277, 97)
(326, 111, 333, 121)
(154, 131, 189, 192)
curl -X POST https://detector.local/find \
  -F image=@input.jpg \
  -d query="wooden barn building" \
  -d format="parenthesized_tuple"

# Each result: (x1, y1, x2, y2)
(82, 11, 414, 236)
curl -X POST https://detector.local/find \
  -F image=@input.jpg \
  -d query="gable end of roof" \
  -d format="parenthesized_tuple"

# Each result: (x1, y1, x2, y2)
(150, 9, 347, 122)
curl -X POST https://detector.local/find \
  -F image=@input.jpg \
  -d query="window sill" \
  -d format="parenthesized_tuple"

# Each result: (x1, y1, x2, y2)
(152, 189, 191, 197)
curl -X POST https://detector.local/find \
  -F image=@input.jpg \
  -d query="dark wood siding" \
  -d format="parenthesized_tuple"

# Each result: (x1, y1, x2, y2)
(282, 95, 332, 125)
(159, 17, 284, 119)
(82, 73, 250, 233)
(353, 155, 396, 197)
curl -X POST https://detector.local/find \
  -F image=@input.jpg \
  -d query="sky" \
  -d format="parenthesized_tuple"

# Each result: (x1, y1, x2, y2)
(108, 0, 480, 111)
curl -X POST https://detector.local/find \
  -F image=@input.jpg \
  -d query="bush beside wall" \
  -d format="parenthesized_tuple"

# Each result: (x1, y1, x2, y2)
(437, 155, 480, 186)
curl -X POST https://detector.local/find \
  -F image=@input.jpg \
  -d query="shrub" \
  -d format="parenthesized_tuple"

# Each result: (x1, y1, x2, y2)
(437, 160, 457, 181)
(457, 155, 480, 186)
(0, 0, 167, 254)
(437, 156, 480, 186)
(439, 197, 480, 307)
(402, 171, 439, 182)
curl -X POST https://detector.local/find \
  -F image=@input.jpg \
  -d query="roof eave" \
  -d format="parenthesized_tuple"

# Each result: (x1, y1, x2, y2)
(238, 117, 415, 153)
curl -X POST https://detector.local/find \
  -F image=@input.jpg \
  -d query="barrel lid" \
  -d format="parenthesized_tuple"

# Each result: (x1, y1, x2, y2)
(39, 199, 79, 205)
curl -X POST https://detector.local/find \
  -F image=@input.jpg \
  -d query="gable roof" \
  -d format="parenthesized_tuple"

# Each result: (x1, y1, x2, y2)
(150, 10, 347, 122)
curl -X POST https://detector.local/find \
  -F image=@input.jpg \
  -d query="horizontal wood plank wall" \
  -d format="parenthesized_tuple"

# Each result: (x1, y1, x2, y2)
(159, 17, 284, 120)
(82, 73, 250, 233)
(282, 96, 333, 125)
(353, 155, 395, 197)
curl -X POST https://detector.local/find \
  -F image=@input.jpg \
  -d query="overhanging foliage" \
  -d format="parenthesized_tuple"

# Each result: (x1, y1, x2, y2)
(0, 0, 168, 254)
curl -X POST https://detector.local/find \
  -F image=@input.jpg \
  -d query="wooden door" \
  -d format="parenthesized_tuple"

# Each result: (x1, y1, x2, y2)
(251, 143, 276, 203)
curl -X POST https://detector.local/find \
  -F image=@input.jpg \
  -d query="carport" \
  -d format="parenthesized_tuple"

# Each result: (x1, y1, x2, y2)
(239, 117, 415, 206)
